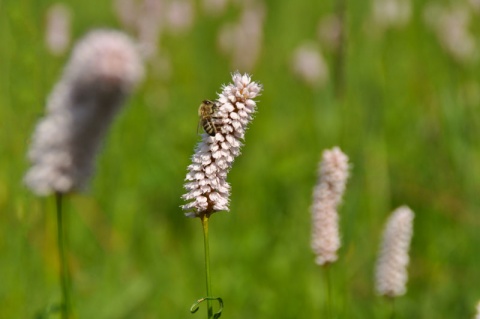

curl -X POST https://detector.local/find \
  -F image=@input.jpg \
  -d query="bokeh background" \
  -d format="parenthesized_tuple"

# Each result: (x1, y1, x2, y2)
(1, 0, 480, 318)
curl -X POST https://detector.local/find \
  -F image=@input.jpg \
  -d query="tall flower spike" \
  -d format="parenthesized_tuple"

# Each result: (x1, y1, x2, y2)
(475, 301, 480, 319)
(311, 147, 349, 266)
(182, 72, 262, 218)
(375, 206, 414, 297)
(24, 29, 144, 196)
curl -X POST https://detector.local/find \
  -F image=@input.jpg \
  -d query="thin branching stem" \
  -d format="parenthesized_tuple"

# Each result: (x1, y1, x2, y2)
(55, 192, 71, 319)
(201, 214, 213, 319)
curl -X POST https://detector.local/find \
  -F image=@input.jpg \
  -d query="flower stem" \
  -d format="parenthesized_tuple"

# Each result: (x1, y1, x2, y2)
(55, 192, 71, 319)
(324, 265, 333, 319)
(201, 214, 213, 319)
(389, 297, 396, 319)
(333, 0, 346, 100)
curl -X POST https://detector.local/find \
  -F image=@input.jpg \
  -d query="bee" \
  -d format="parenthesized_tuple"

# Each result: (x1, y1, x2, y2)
(198, 100, 221, 136)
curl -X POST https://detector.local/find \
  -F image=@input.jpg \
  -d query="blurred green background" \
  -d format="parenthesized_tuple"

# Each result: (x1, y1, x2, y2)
(1, 0, 480, 318)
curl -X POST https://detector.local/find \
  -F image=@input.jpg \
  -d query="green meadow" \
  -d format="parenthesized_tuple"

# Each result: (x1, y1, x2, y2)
(1, 0, 480, 318)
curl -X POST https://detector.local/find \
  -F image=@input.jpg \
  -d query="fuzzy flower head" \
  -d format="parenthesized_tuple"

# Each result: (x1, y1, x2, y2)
(291, 43, 329, 89)
(217, 4, 266, 71)
(45, 3, 71, 56)
(182, 72, 262, 218)
(311, 147, 349, 266)
(375, 206, 414, 298)
(24, 29, 144, 196)
(424, 4, 476, 64)
(372, 0, 411, 29)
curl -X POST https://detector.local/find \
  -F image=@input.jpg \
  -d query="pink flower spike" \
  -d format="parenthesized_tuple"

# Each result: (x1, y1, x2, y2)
(181, 72, 262, 217)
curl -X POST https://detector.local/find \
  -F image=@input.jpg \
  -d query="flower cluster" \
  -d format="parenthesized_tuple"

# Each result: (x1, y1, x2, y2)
(424, 4, 476, 64)
(114, 0, 195, 60)
(371, 0, 411, 30)
(311, 147, 349, 266)
(182, 72, 262, 217)
(45, 3, 71, 56)
(24, 29, 144, 196)
(291, 42, 329, 89)
(217, 4, 265, 71)
(375, 206, 414, 297)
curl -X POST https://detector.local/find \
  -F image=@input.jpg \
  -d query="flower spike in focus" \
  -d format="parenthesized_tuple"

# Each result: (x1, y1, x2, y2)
(181, 72, 262, 218)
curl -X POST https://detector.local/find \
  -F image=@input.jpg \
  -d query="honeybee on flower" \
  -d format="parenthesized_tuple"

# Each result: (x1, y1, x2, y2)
(182, 72, 262, 217)
(198, 100, 222, 136)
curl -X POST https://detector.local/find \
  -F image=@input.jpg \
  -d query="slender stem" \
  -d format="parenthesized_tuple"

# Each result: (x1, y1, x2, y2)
(333, 0, 346, 100)
(201, 214, 213, 319)
(324, 265, 333, 319)
(389, 297, 396, 319)
(56, 193, 71, 319)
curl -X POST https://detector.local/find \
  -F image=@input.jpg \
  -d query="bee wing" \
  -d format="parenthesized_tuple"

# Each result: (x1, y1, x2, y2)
(197, 118, 202, 135)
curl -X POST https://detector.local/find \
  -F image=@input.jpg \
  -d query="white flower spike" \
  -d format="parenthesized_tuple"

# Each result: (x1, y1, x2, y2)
(311, 147, 350, 266)
(375, 206, 415, 297)
(24, 29, 144, 196)
(182, 72, 262, 218)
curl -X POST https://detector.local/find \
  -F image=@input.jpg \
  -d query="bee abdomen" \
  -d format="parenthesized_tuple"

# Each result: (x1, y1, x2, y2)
(202, 118, 221, 136)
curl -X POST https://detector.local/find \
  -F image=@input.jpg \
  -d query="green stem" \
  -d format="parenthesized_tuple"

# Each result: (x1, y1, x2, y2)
(333, 0, 346, 100)
(201, 214, 213, 319)
(325, 265, 333, 319)
(56, 193, 71, 319)
(389, 297, 396, 319)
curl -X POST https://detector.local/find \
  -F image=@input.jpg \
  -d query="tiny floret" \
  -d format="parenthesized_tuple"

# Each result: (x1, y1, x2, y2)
(182, 72, 262, 217)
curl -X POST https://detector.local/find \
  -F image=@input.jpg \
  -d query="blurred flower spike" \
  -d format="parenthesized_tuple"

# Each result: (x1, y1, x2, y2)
(311, 147, 349, 266)
(375, 206, 414, 298)
(45, 3, 72, 56)
(182, 72, 262, 218)
(24, 29, 144, 196)
(291, 42, 329, 89)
